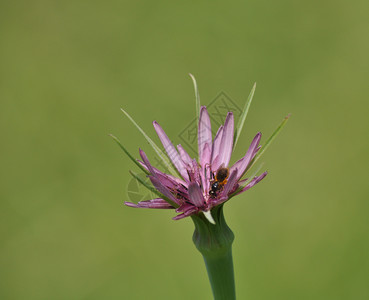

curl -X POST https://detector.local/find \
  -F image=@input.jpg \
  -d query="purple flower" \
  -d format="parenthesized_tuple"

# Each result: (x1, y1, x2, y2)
(125, 106, 267, 222)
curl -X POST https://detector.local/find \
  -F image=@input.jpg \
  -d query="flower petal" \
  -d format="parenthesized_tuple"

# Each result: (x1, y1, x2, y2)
(175, 202, 194, 213)
(139, 149, 181, 206)
(139, 149, 157, 175)
(211, 125, 223, 165)
(188, 182, 205, 207)
(200, 142, 211, 168)
(177, 144, 192, 166)
(186, 159, 201, 184)
(211, 155, 220, 173)
(138, 159, 187, 187)
(172, 207, 198, 220)
(153, 121, 189, 181)
(236, 172, 268, 195)
(213, 112, 234, 170)
(201, 145, 212, 195)
(198, 106, 212, 164)
(125, 198, 174, 209)
(149, 176, 181, 205)
(230, 132, 261, 180)
(222, 169, 239, 196)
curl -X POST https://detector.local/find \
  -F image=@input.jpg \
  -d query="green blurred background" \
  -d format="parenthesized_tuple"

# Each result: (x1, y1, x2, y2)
(1, 0, 368, 299)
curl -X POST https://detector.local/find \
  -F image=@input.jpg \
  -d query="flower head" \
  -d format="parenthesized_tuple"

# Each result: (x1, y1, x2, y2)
(125, 106, 267, 222)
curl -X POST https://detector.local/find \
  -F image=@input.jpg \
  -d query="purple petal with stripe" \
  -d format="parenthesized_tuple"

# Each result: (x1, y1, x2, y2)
(175, 202, 194, 213)
(187, 159, 201, 184)
(149, 176, 181, 205)
(139, 151, 181, 203)
(236, 172, 268, 195)
(198, 106, 212, 164)
(138, 159, 188, 188)
(200, 142, 211, 168)
(213, 113, 234, 170)
(230, 132, 261, 180)
(125, 198, 174, 209)
(211, 125, 223, 165)
(177, 144, 192, 166)
(188, 182, 205, 207)
(172, 207, 199, 220)
(201, 145, 211, 195)
(153, 121, 189, 181)
(139, 149, 158, 176)
(211, 155, 220, 173)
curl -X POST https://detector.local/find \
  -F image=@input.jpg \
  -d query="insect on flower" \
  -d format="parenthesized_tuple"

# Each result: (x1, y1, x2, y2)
(209, 166, 230, 198)
(111, 78, 289, 300)
(113, 79, 289, 224)
(121, 104, 269, 224)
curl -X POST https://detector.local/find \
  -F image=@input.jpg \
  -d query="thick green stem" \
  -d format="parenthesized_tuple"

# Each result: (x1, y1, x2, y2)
(191, 205, 236, 300)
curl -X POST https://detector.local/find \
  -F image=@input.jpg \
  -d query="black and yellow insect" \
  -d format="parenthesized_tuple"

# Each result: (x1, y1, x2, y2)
(209, 166, 229, 197)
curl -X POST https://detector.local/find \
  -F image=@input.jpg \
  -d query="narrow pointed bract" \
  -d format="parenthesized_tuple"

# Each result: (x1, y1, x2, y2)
(124, 106, 269, 222)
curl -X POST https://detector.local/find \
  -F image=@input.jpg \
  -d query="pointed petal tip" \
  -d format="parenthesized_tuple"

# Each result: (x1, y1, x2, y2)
(253, 132, 262, 144)
(253, 171, 268, 182)
(224, 112, 234, 127)
(172, 214, 184, 221)
(236, 170, 269, 196)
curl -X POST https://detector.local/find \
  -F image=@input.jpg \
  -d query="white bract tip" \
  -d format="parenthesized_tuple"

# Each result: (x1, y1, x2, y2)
(203, 210, 216, 225)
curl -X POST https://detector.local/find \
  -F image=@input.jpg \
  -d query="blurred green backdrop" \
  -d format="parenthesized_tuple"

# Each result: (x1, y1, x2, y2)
(1, 0, 368, 299)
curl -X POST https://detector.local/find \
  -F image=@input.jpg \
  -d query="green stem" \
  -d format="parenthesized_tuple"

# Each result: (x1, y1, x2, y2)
(191, 205, 236, 300)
